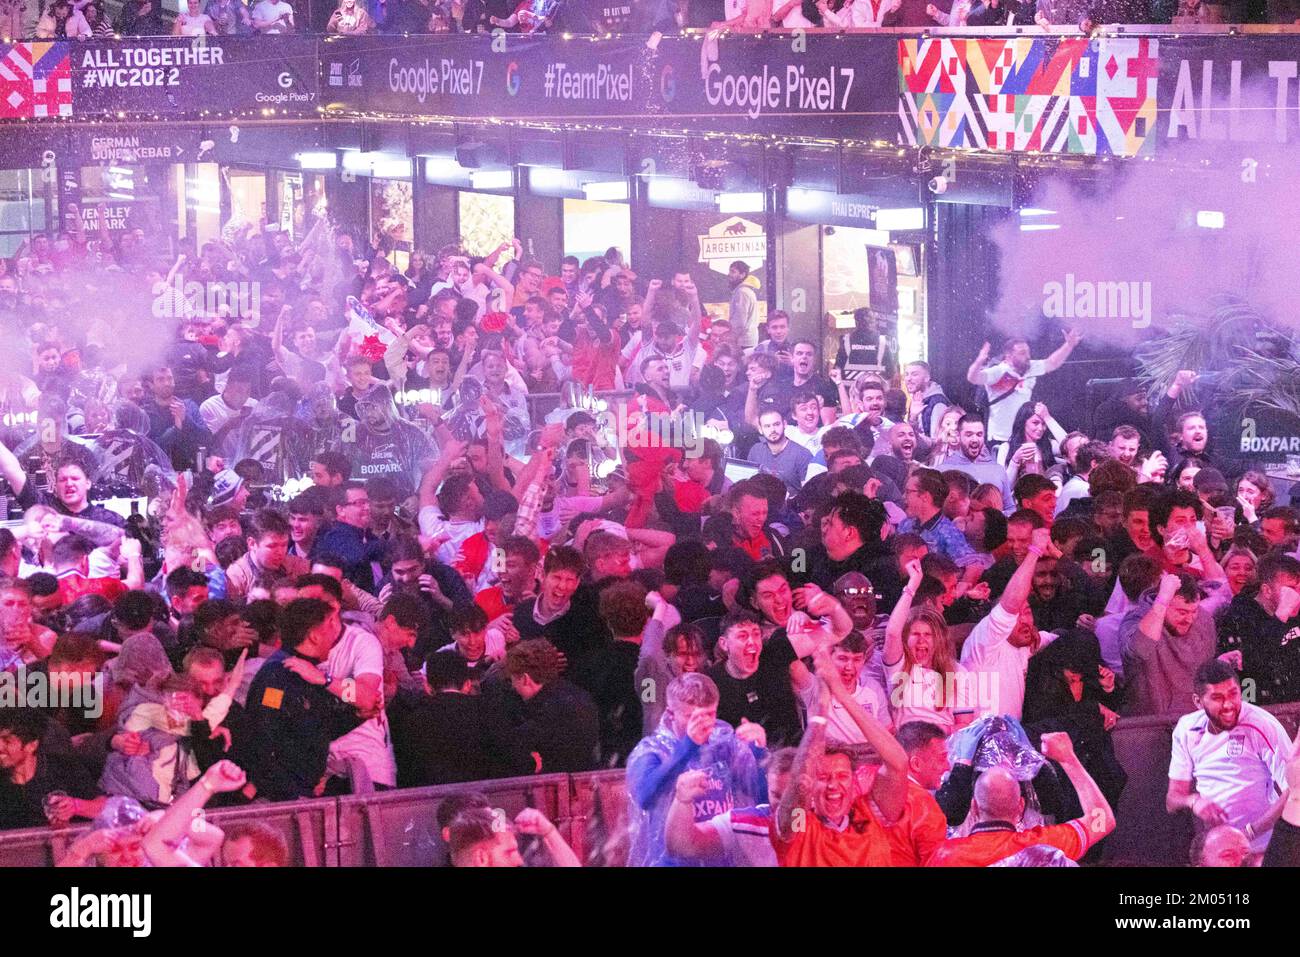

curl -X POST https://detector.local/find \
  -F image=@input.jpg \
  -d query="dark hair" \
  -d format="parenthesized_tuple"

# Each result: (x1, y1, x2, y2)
(308, 553, 346, 574)
(48, 633, 103, 668)
(166, 566, 209, 595)
(819, 426, 863, 456)
(542, 545, 584, 578)
(827, 491, 886, 545)
(1123, 484, 1160, 516)
(448, 603, 489, 635)
(279, 597, 334, 651)
(364, 475, 401, 502)
(381, 593, 426, 631)
(1076, 441, 1111, 475)
(112, 591, 157, 631)
(215, 535, 247, 569)
(502, 535, 541, 565)
(896, 720, 948, 755)
(436, 792, 491, 832)
(664, 540, 711, 587)
(193, 598, 240, 638)
(243, 599, 281, 645)
(1013, 473, 1056, 506)
(437, 473, 476, 517)
(447, 807, 500, 859)
(941, 470, 975, 497)
(1118, 553, 1162, 601)
(834, 631, 868, 655)
(720, 609, 762, 636)
(49, 534, 94, 568)
(386, 536, 425, 566)
(1261, 506, 1300, 536)
(426, 650, 472, 692)
(247, 508, 291, 542)
(505, 638, 563, 685)
(920, 552, 959, 580)
(288, 487, 330, 517)
(1194, 657, 1238, 692)
(1088, 459, 1137, 498)
(910, 469, 946, 509)
(1007, 508, 1046, 530)
(1150, 488, 1203, 545)
(0, 708, 44, 744)
(665, 622, 707, 661)
(310, 450, 352, 481)
(1008, 403, 1057, 468)
(294, 573, 344, 602)
(1257, 552, 1300, 586)
(741, 559, 787, 613)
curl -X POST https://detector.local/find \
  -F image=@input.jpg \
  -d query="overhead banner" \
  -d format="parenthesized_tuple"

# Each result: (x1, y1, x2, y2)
(318, 34, 897, 139)
(898, 36, 1160, 157)
(69, 36, 319, 115)
(2, 34, 1300, 162)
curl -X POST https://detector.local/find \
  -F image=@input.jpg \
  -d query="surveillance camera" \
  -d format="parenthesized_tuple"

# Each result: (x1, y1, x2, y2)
(928, 176, 949, 195)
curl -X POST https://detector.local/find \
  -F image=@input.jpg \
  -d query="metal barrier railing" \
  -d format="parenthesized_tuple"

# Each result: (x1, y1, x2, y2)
(6, 701, 1299, 866)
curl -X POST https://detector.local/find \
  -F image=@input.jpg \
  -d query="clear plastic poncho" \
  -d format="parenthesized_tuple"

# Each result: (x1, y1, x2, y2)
(90, 401, 175, 494)
(948, 715, 1051, 838)
(347, 384, 435, 496)
(228, 392, 321, 483)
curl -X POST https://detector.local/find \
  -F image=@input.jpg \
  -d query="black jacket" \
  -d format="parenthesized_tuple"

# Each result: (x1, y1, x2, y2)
(1218, 592, 1300, 705)
(389, 691, 497, 787)
(246, 650, 365, 800)
(486, 678, 600, 775)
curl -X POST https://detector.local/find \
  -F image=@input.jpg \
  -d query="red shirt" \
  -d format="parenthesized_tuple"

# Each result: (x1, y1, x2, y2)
(475, 586, 511, 621)
(772, 796, 897, 867)
(673, 479, 711, 514)
(928, 819, 1089, 867)
(55, 572, 127, 608)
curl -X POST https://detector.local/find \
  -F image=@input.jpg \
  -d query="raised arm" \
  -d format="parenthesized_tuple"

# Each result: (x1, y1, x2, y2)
(1186, 525, 1226, 585)
(884, 559, 924, 667)
(665, 770, 727, 861)
(58, 513, 124, 548)
(141, 761, 247, 866)
(1041, 732, 1114, 849)
(776, 680, 829, 841)
(513, 808, 580, 867)
(479, 397, 512, 493)
(787, 585, 853, 658)
(1140, 573, 1183, 645)
(0, 437, 28, 496)
(1042, 327, 1083, 374)
(998, 527, 1053, 616)
(966, 341, 992, 386)
(418, 438, 469, 511)
(816, 645, 908, 821)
